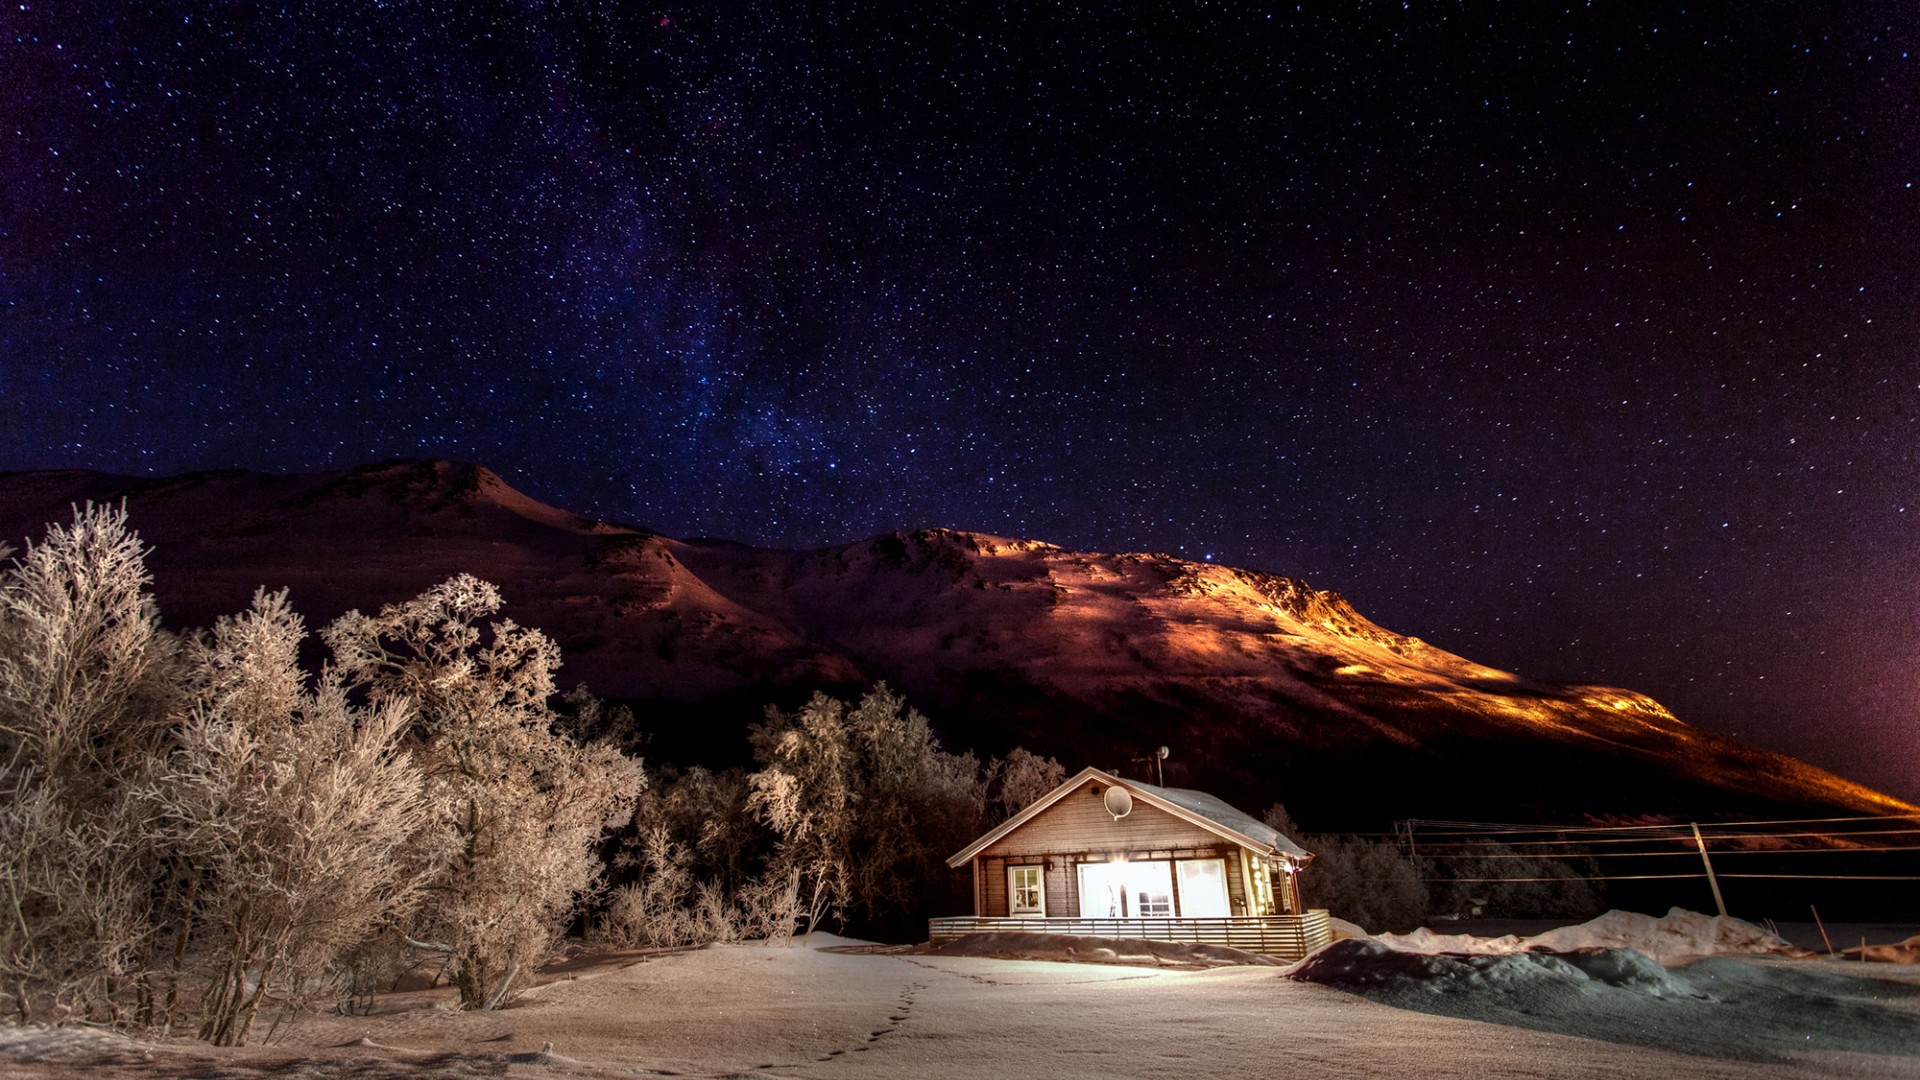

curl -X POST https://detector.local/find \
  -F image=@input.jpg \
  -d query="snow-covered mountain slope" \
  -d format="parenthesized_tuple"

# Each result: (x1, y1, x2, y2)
(0, 459, 1905, 825)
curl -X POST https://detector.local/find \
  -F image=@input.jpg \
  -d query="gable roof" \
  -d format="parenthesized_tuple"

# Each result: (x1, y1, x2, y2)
(948, 766, 1313, 867)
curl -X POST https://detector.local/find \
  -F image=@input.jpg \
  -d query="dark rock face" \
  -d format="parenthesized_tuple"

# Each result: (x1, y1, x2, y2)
(1, 459, 1906, 826)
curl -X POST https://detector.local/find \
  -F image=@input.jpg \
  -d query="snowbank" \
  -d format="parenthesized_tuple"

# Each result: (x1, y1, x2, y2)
(1292, 938, 1701, 1000)
(1287, 935, 1920, 1064)
(1374, 907, 1810, 967)
(1288, 907, 1920, 1065)
(0, 1026, 157, 1067)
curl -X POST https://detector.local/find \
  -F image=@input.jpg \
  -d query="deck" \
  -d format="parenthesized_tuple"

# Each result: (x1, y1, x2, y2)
(926, 910, 1333, 961)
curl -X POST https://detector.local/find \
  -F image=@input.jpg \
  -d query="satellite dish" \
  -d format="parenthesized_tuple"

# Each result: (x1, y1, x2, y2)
(1103, 785, 1133, 820)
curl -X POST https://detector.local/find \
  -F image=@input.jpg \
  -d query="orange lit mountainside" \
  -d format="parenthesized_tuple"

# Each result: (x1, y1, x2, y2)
(0, 459, 1906, 826)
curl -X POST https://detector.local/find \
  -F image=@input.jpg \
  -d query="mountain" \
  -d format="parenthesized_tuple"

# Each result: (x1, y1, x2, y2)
(0, 459, 1906, 827)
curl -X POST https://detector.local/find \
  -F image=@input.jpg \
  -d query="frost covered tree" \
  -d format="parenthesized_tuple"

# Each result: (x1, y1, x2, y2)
(0, 504, 176, 1023)
(748, 685, 985, 934)
(0, 514, 646, 1029)
(323, 575, 642, 1009)
(1263, 806, 1430, 931)
(1296, 833, 1428, 933)
(600, 763, 809, 948)
(1260, 803, 1303, 840)
(746, 694, 851, 935)
(989, 748, 1066, 821)
(156, 590, 429, 1045)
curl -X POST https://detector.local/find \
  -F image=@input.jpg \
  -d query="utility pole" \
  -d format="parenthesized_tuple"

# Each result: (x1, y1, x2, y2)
(1691, 822, 1728, 918)
(1392, 820, 1419, 867)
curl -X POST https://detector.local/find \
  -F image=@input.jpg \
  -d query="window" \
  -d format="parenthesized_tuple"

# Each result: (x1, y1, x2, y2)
(1134, 880, 1173, 918)
(1175, 859, 1230, 917)
(1077, 861, 1173, 918)
(1009, 865, 1045, 916)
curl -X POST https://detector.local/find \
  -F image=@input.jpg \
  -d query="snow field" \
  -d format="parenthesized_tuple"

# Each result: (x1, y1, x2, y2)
(3, 920, 1919, 1079)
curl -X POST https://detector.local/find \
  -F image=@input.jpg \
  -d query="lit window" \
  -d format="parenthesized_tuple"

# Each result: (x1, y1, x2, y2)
(1009, 865, 1045, 916)
(1175, 859, 1230, 917)
(1134, 884, 1173, 918)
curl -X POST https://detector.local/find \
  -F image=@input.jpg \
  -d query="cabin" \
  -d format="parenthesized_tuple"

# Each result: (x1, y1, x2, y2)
(929, 767, 1333, 960)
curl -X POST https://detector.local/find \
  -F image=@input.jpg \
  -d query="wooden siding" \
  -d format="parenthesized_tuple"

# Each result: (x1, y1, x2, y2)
(926, 911, 1334, 961)
(970, 779, 1262, 917)
(980, 780, 1226, 860)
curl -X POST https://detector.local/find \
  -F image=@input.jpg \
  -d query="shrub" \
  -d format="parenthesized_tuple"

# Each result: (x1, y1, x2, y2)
(1298, 834, 1428, 933)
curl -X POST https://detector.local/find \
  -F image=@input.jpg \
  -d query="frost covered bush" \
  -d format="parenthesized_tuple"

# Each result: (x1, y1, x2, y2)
(1298, 834, 1429, 933)
(748, 685, 987, 935)
(0, 506, 645, 1036)
(598, 763, 783, 947)
(324, 575, 644, 1010)
(733, 869, 802, 941)
(1270, 805, 1603, 929)
(1261, 805, 1426, 933)
(602, 825, 703, 948)
(156, 590, 430, 1045)
(0, 505, 176, 1025)
(611, 711, 1014, 948)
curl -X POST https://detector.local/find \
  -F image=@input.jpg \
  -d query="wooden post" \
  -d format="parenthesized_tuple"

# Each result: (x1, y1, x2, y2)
(1691, 823, 1727, 918)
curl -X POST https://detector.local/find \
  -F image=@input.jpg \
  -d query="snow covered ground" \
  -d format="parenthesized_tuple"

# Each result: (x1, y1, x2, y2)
(4, 913, 1919, 1079)
(1293, 910, 1920, 1071)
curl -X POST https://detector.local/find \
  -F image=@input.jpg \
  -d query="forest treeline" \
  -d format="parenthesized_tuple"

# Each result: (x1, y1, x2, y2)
(0, 505, 1065, 1043)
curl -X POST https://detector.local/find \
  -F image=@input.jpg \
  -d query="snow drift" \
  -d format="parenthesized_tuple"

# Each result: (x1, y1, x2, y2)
(1293, 938, 1703, 1000)
(1290, 908, 1920, 1065)
(1373, 907, 1813, 967)
(1293, 908, 1807, 1002)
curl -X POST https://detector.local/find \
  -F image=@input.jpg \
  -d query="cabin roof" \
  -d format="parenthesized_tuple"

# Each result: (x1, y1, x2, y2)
(1132, 780, 1312, 860)
(947, 765, 1313, 867)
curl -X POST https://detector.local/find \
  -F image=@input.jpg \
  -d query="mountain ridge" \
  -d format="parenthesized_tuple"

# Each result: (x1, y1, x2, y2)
(0, 458, 1906, 826)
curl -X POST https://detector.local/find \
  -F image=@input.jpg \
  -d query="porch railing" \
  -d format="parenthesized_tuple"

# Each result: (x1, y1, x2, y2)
(925, 910, 1332, 961)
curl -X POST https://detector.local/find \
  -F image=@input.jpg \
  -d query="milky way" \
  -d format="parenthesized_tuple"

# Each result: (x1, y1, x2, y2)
(3, 2, 1916, 798)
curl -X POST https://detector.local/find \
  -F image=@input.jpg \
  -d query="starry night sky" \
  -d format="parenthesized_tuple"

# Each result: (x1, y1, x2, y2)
(3, 2, 1917, 799)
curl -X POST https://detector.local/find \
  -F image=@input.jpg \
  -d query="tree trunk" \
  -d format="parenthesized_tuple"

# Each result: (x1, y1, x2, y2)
(480, 962, 519, 1011)
(233, 956, 274, 1046)
(165, 874, 199, 1029)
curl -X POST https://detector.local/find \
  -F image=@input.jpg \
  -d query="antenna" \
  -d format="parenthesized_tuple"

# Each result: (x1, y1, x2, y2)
(1131, 745, 1171, 786)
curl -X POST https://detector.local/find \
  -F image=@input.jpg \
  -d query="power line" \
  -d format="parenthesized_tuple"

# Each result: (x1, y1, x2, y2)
(1428, 845, 1697, 853)
(1426, 872, 1920, 884)
(1405, 811, 1920, 837)
(1424, 873, 1707, 883)
(1417, 843, 1920, 860)
(1706, 844, 1920, 856)
(1395, 812, 1920, 891)
(1412, 825, 1920, 850)
(1713, 873, 1920, 882)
